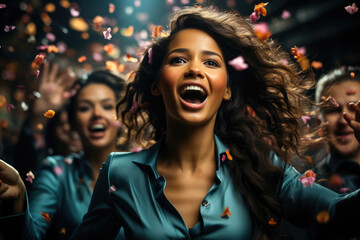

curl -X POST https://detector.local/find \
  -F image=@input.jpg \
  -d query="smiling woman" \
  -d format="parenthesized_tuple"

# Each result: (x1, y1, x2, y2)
(69, 6, 360, 240)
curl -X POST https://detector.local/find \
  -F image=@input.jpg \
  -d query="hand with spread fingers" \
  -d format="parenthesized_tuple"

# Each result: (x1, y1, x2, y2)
(343, 101, 360, 143)
(0, 160, 25, 215)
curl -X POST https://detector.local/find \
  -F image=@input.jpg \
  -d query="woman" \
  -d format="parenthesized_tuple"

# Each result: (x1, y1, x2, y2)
(0, 70, 127, 239)
(71, 7, 360, 240)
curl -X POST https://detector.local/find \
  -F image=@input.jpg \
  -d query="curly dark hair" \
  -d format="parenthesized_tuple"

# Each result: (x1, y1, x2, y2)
(118, 7, 314, 239)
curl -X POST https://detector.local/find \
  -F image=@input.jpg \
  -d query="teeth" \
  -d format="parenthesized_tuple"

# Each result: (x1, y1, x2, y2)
(183, 85, 205, 93)
(90, 124, 105, 130)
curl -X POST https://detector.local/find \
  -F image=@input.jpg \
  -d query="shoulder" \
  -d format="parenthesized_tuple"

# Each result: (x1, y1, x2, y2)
(36, 153, 81, 177)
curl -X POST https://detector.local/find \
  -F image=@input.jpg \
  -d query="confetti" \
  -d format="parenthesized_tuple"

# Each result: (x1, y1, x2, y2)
(125, 54, 138, 63)
(221, 154, 226, 162)
(254, 22, 271, 42)
(130, 101, 140, 114)
(33, 91, 41, 98)
(148, 48, 153, 64)
(108, 185, 116, 193)
(132, 147, 143, 152)
(37, 45, 49, 50)
(298, 170, 316, 188)
(250, 12, 260, 23)
(350, 72, 355, 78)
(330, 97, 339, 107)
(0, 4, 6, 8)
(316, 210, 330, 224)
(21, 101, 29, 111)
(345, 3, 358, 15)
(78, 56, 87, 63)
(4, 25, 15, 32)
(109, 3, 115, 13)
(104, 43, 115, 55)
(53, 166, 63, 175)
(26, 171, 35, 184)
(43, 110, 55, 118)
(221, 206, 231, 218)
(254, 2, 268, 17)
(70, 17, 89, 32)
(103, 27, 112, 40)
(7, 104, 15, 111)
(305, 156, 313, 164)
(45, 32, 56, 42)
(70, 7, 80, 17)
(121, 26, 134, 37)
(281, 10, 291, 19)
(47, 45, 58, 54)
(268, 217, 277, 225)
(152, 25, 162, 38)
(301, 116, 311, 124)
(64, 157, 73, 165)
(228, 56, 248, 71)
(0, 95, 7, 108)
(60, 227, 66, 235)
(339, 187, 350, 193)
(225, 149, 233, 160)
(106, 60, 118, 71)
(32, 54, 46, 70)
(41, 212, 51, 221)
(0, 119, 7, 129)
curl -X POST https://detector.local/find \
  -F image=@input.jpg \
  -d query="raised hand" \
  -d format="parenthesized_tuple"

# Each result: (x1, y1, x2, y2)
(0, 160, 25, 215)
(343, 101, 360, 143)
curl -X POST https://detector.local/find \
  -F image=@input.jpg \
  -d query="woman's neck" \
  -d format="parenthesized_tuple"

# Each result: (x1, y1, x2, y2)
(84, 144, 116, 180)
(159, 119, 217, 173)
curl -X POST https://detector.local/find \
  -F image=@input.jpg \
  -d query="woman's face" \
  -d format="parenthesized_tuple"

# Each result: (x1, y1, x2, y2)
(157, 28, 230, 126)
(75, 83, 118, 150)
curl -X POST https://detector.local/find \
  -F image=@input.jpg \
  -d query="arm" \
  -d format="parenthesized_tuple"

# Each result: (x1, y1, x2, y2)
(70, 154, 121, 240)
(279, 160, 360, 238)
(0, 157, 63, 239)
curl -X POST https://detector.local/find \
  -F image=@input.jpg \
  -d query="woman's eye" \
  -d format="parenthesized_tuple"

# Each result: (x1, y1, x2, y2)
(169, 57, 186, 65)
(205, 60, 219, 67)
(78, 106, 90, 112)
(104, 104, 115, 110)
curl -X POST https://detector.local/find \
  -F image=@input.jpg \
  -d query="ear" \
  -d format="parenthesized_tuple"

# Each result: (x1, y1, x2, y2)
(223, 86, 231, 100)
(151, 81, 161, 96)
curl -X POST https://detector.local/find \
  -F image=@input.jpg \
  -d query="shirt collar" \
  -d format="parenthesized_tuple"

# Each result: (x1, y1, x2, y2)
(132, 134, 228, 182)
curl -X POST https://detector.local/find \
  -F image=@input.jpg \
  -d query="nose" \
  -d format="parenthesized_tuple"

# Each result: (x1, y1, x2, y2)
(92, 105, 103, 118)
(184, 60, 205, 79)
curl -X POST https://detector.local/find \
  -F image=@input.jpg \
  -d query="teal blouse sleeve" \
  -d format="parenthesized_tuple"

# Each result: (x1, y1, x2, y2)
(70, 153, 122, 240)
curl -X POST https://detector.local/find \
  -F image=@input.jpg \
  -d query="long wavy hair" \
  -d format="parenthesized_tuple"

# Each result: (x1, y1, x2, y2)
(118, 7, 314, 239)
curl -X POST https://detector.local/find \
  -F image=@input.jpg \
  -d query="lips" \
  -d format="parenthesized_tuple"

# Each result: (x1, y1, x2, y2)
(336, 131, 354, 142)
(179, 83, 208, 109)
(89, 123, 107, 138)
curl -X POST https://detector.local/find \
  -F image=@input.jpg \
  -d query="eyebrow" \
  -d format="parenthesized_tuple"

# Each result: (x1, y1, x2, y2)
(167, 48, 224, 61)
(77, 98, 115, 104)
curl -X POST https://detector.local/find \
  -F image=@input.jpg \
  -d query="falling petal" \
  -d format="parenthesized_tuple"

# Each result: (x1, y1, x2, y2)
(181, 0, 190, 4)
(78, 56, 87, 63)
(316, 210, 330, 224)
(250, 11, 260, 23)
(33, 91, 41, 98)
(311, 61, 323, 69)
(32, 54, 46, 70)
(281, 10, 291, 19)
(108, 185, 116, 193)
(228, 56, 248, 71)
(299, 176, 315, 188)
(41, 212, 51, 221)
(43, 110, 55, 118)
(225, 149, 233, 160)
(254, 2, 268, 17)
(221, 206, 231, 218)
(152, 25, 162, 38)
(45, 32, 56, 42)
(37, 45, 49, 50)
(7, 104, 15, 111)
(121, 26, 134, 37)
(53, 166, 63, 175)
(109, 3, 115, 13)
(0, 4, 6, 8)
(69, 17, 88, 32)
(304, 169, 316, 178)
(148, 48, 153, 64)
(330, 97, 339, 107)
(0, 95, 7, 108)
(47, 45, 59, 54)
(26, 171, 35, 184)
(70, 7, 80, 17)
(340, 187, 350, 193)
(254, 22, 271, 42)
(305, 156, 314, 164)
(64, 157, 73, 165)
(268, 218, 277, 225)
(103, 27, 112, 40)
(21, 102, 28, 111)
(4, 25, 16, 32)
(130, 101, 139, 114)
(301, 116, 311, 124)
(106, 60, 118, 71)
(345, 3, 358, 15)
(60, 227, 66, 235)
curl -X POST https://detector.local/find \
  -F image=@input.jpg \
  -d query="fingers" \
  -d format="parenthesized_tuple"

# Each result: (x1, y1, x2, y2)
(49, 63, 59, 83)
(40, 61, 50, 83)
(0, 160, 21, 186)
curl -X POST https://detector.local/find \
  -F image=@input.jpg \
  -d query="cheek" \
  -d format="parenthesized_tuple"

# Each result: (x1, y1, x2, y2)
(210, 72, 228, 96)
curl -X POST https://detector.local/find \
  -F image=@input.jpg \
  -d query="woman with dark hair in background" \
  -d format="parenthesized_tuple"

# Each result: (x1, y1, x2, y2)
(0, 70, 127, 239)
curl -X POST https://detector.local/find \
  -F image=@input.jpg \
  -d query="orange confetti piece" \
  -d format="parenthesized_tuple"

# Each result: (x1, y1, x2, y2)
(0, 95, 7, 108)
(0, 119, 7, 129)
(268, 217, 277, 225)
(305, 156, 313, 164)
(60, 227, 66, 234)
(304, 169, 316, 178)
(32, 54, 46, 70)
(78, 56, 87, 63)
(152, 25, 162, 38)
(92, 16, 104, 31)
(121, 26, 134, 37)
(60, 0, 71, 8)
(109, 3, 115, 13)
(290, 46, 303, 61)
(316, 210, 330, 224)
(125, 54, 138, 63)
(43, 110, 55, 119)
(350, 72, 355, 78)
(221, 206, 231, 218)
(106, 60, 118, 71)
(118, 64, 125, 73)
(44, 3, 56, 13)
(47, 45, 58, 54)
(70, 17, 89, 32)
(104, 43, 115, 55)
(225, 149, 233, 160)
(41, 212, 51, 221)
(311, 61, 323, 69)
(254, 2, 268, 17)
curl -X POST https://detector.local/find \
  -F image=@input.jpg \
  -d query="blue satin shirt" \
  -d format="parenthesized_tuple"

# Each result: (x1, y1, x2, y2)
(71, 135, 360, 240)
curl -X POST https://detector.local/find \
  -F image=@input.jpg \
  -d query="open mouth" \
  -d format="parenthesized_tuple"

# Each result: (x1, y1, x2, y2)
(89, 123, 106, 133)
(179, 85, 207, 104)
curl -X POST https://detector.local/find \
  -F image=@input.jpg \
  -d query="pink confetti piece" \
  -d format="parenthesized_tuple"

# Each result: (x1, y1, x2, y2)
(345, 3, 358, 15)
(298, 176, 315, 188)
(301, 116, 311, 124)
(37, 45, 49, 50)
(46, 33, 56, 42)
(340, 187, 350, 193)
(70, 7, 80, 17)
(4, 25, 15, 32)
(26, 171, 35, 184)
(53, 166, 63, 175)
(221, 154, 226, 162)
(250, 11, 260, 23)
(280, 59, 289, 65)
(103, 27, 112, 40)
(228, 56, 248, 71)
(36, 70, 40, 79)
(0, 4, 6, 8)
(132, 147, 142, 152)
(64, 157, 73, 165)
(181, 0, 190, 4)
(330, 97, 339, 107)
(166, 0, 174, 5)
(130, 101, 139, 114)
(108, 185, 116, 193)
(281, 10, 291, 19)
(148, 48, 153, 64)
(297, 46, 306, 55)
(17, 85, 25, 89)
(134, 0, 141, 7)
(7, 104, 15, 111)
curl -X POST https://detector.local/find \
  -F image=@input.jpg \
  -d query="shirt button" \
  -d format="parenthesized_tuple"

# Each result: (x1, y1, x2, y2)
(202, 200, 210, 208)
